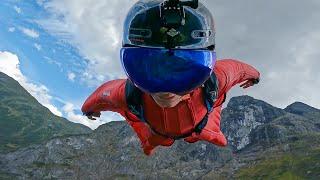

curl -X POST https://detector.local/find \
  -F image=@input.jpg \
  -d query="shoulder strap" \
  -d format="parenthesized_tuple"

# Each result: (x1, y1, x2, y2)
(193, 72, 219, 134)
(203, 72, 219, 112)
(125, 79, 146, 122)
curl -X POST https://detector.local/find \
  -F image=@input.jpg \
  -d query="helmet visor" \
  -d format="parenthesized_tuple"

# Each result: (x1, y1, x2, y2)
(121, 47, 216, 94)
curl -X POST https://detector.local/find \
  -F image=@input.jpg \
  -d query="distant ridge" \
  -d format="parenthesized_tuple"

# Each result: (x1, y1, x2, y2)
(0, 72, 91, 153)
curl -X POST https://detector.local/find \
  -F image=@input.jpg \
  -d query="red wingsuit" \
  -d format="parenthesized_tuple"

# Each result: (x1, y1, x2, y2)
(82, 59, 260, 156)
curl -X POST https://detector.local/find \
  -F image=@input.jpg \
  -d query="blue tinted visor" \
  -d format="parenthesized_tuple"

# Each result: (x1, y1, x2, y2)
(120, 47, 216, 94)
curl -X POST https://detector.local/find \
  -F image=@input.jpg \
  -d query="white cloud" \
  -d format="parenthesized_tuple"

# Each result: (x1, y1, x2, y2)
(0, 51, 62, 116)
(36, 0, 46, 6)
(44, 103, 63, 117)
(34, 43, 42, 51)
(55, 96, 124, 130)
(0, 52, 25, 83)
(8, 27, 16, 32)
(44, 57, 64, 73)
(201, 0, 320, 109)
(14, 6, 21, 14)
(44, 56, 62, 67)
(20, 27, 40, 38)
(68, 72, 76, 81)
(62, 102, 107, 129)
(37, 0, 136, 86)
(37, 0, 320, 109)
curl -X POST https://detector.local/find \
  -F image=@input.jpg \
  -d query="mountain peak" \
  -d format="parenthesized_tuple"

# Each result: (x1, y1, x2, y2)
(285, 102, 319, 115)
(227, 95, 260, 108)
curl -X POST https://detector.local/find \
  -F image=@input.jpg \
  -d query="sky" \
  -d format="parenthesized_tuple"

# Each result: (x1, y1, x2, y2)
(0, 0, 319, 129)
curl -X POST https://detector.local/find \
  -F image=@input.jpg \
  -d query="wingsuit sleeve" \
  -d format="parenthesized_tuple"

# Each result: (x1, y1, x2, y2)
(81, 79, 155, 154)
(81, 79, 128, 115)
(213, 59, 260, 98)
(184, 59, 260, 146)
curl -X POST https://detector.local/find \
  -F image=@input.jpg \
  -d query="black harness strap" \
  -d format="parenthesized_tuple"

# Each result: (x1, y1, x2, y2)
(125, 80, 145, 122)
(125, 73, 220, 140)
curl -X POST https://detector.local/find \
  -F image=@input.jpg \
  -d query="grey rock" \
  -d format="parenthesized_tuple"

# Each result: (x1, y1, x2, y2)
(0, 121, 233, 179)
(221, 96, 286, 150)
(285, 102, 320, 116)
(1, 95, 320, 179)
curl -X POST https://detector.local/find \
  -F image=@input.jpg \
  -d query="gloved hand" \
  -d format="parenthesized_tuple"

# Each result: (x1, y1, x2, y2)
(84, 112, 101, 120)
(240, 78, 260, 89)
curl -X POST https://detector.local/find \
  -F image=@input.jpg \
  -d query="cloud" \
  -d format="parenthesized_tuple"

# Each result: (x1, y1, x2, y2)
(36, 0, 46, 6)
(54, 96, 124, 130)
(37, 0, 320, 109)
(19, 27, 40, 38)
(68, 72, 76, 81)
(44, 56, 62, 68)
(0, 52, 24, 82)
(14, 6, 21, 14)
(37, 0, 136, 87)
(201, 0, 320, 109)
(34, 43, 42, 51)
(43, 57, 64, 73)
(0, 51, 62, 116)
(62, 102, 115, 130)
(8, 27, 15, 32)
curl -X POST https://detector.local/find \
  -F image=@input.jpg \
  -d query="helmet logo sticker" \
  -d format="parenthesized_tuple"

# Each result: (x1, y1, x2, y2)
(167, 28, 180, 37)
(102, 90, 111, 97)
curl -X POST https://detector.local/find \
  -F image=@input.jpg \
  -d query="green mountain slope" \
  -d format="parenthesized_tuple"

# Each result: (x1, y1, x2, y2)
(0, 72, 91, 153)
(235, 133, 320, 179)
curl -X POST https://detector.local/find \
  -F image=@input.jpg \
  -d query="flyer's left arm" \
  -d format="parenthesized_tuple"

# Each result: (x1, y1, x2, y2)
(214, 59, 260, 98)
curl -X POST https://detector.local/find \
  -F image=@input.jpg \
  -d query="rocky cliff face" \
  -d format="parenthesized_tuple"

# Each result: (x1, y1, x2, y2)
(0, 95, 319, 179)
(0, 121, 233, 179)
(221, 96, 286, 150)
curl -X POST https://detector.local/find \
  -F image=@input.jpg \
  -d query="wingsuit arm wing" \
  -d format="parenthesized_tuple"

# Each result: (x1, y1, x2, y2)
(124, 111, 152, 143)
(213, 59, 260, 98)
(124, 111, 159, 155)
(81, 79, 158, 155)
(184, 105, 227, 146)
(184, 59, 260, 146)
(81, 79, 128, 115)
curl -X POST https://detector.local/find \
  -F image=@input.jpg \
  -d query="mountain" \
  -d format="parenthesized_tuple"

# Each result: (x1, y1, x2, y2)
(285, 102, 320, 116)
(0, 95, 319, 179)
(0, 72, 91, 153)
(208, 96, 320, 179)
(221, 95, 286, 150)
(0, 121, 233, 179)
(285, 102, 320, 124)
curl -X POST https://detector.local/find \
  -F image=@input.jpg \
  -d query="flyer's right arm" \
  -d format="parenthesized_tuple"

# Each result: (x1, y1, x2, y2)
(81, 79, 128, 116)
(81, 79, 159, 155)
